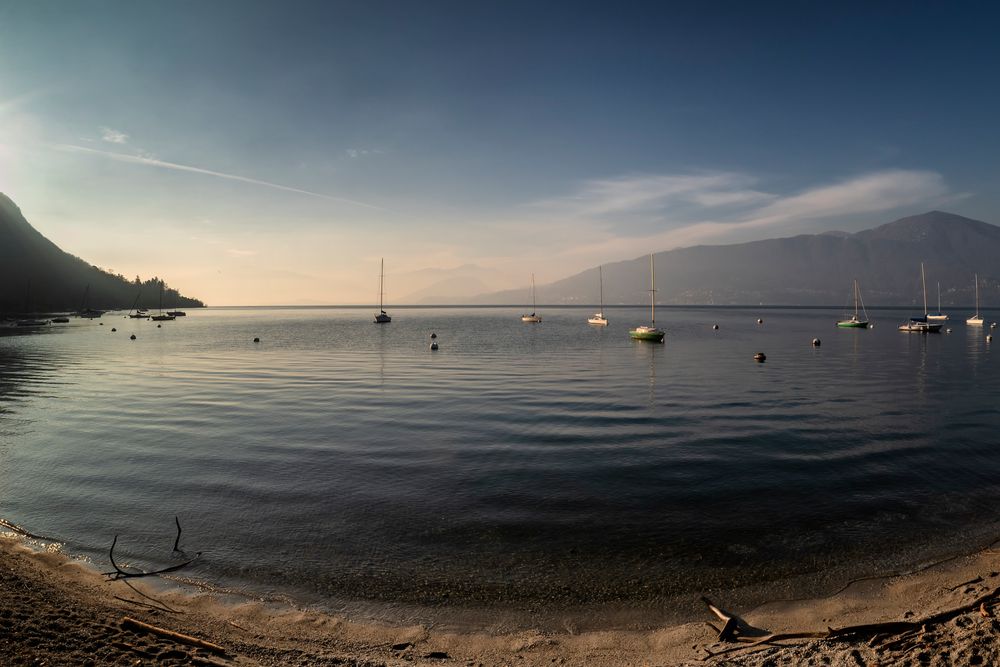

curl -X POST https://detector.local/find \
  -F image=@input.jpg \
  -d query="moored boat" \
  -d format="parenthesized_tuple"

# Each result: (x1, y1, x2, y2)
(836, 279, 870, 328)
(629, 254, 664, 342)
(374, 258, 391, 323)
(968, 273, 984, 326)
(587, 265, 608, 326)
(521, 273, 541, 323)
(898, 263, 941, 333)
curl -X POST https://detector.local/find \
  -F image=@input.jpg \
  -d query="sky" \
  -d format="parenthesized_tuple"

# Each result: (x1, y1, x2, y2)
(1, 1, 999, 305)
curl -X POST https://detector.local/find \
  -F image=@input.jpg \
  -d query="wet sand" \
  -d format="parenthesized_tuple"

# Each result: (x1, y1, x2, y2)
(2, 533, 1000, 666)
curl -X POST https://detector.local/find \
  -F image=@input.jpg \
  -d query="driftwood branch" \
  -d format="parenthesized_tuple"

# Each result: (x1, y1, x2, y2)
(121, 616, 227, 655)
(173, 515, 182, 552)
(103, 518, 201, 580)
(701, 584, 1000, 661)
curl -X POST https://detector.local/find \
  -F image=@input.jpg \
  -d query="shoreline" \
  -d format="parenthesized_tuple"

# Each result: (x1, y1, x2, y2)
(4, 531, 1000, 665)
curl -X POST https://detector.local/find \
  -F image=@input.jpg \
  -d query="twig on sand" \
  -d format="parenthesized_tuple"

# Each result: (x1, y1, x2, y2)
(121, 616, 227, 655)
(701, 584, 1000, 661)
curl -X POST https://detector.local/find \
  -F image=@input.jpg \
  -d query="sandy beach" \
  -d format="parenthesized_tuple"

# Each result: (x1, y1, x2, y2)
(3, 532, 1000, 666)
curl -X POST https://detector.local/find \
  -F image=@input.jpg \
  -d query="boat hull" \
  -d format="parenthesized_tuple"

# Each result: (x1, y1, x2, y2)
(374, 314, 391, 323)
(629, 327, 664, 342)
(967, 317, 984, 326)
(587, 316, 608, 326)
(836, 320, 869, 328)
(521, 315, 541, 323)
(898, 322, 942, 333)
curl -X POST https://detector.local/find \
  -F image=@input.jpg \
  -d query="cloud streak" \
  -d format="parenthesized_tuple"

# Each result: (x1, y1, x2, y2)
(52, 144, 383, 210)
(533, 168, 952, 265)
(100, 127, 129, 144)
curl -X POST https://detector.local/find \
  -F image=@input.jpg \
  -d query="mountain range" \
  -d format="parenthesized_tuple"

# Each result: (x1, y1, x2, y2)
(0, 193, 204, 313)
(465, 211, 999, 307)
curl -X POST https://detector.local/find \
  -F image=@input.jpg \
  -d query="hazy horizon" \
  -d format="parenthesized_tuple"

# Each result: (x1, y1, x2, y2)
(2, 3, 999, 305)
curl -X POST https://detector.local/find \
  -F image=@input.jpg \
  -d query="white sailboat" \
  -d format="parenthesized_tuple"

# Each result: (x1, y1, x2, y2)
(967, 273, 984, 325)
(927, 281, 948, 321)
(521, 273, 541, 322)
(374, 258, 391, 323)
(588, 265, 608, 326)
(629, 254, 664, 342)
(898, 262, 942, 333)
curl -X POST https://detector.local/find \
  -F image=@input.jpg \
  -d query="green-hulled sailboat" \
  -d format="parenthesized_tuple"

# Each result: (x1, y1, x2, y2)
(629, 254, 665, 342)
(836, 279, 870, 328)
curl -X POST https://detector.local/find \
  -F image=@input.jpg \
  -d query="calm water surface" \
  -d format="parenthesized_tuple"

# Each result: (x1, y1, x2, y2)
(1, 306, 999, 627)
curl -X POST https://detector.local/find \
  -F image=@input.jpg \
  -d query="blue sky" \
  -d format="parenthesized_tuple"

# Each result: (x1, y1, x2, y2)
(1, 2, 998, 304)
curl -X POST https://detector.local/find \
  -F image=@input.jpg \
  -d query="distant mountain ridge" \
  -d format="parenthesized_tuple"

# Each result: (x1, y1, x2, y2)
(471, 211, 1000, 306)
(0, 193, 205, 313)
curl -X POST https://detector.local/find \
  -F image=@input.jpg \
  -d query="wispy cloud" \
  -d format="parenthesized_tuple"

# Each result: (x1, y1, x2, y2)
(532, 168, 952, 264)
(533, 172, 774, 218)
(345, 148, 383, 159)
(52, 144, 383, 210)
(100, 126, 129, 144)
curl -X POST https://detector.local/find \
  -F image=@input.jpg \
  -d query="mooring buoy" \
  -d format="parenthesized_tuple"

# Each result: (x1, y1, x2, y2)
(430, 342, 439, 350)
(753, 352, 766, 362)
(253, 337, 260, 343)
(713, 324, 719, 330)
(988, 335, 993, 343)
(812, 338, 821, 346)
(757, 318, 763, 324)
(130, 334, 136, 340)
(430, 332, 438, 339)
(111, 328, 117, 332)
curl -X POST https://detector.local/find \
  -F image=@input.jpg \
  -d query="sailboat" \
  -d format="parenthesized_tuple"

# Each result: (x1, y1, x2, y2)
(967, 273, 984, 325)
(927, 282, 948, 321)
(521, 273, 541, 322)
(588, 265, 609, 326)
(150, 281, 176, 321)
(127, 286, 148, 318)
(898, 263, 942, 333)
(77, 284, 105, 319)
(629, 254, 665, 342)
(374, 258, 391, 323)
(836, 279, 870, 328)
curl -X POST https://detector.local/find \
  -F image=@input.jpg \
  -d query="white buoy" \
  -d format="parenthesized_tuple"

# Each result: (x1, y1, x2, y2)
(713, 324, 719, 330)
(757, 318, 763, 324)
(812, 338, 821, 346)
(946, 328, 952, 333)
(988, 335, 993, 343)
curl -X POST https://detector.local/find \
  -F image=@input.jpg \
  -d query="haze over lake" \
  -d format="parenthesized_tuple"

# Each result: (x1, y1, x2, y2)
(3, 307, 999, 627)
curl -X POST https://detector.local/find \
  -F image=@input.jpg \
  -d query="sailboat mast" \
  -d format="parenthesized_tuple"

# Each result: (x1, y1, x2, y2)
(379, 258, 384, 311)
(920, 262, 928, 316)
(975, 273, 980, 317)
(599, 265, 604, 313)
(937, 282, 942, 313)
(531, 273, 536, 312)
(650, 254, 656, 324)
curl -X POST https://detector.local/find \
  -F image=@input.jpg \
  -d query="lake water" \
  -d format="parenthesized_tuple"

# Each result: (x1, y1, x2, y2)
(2, 306, 999, 628)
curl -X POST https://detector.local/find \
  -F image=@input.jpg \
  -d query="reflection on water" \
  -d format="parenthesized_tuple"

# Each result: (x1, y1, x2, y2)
(1, 307, 1000, 627)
